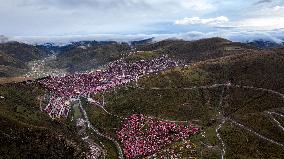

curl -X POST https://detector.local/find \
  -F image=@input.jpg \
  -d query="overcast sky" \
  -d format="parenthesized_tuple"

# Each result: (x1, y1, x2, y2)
(1, 0, 284, 43)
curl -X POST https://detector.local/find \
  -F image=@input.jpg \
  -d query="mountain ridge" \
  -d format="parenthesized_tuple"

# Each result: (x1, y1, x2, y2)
(1, 37, 284, 158)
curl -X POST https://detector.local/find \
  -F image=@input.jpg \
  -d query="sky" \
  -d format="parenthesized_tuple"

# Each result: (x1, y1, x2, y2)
(0, 0, 284, 44)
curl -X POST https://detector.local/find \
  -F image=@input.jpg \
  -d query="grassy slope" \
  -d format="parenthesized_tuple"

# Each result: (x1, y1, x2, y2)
(0, 82, 87, 158)
(1, 39, 283, 158)
(136, 37, 263, 63)
(221, 122, 284, 159)
(86, 50, 284, 158)
(81, 99, 121, 158)
(124, 51, 160, 62)
(52, 43, 131, 72)
(0, 42, 49, 77)
(197, 51, 284, 90)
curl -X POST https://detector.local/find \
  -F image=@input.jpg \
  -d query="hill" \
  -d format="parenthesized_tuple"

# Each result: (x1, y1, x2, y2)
(247, 40, 283, 49)
(136, 37, 265, 62)
(130, 38, 154, 46)
(0, 82, 87, 158)
(1, 38, 284, 158)
(0, 52, 26, 77)
(0, 41, 131, 78)
(0, 42, 48, 62)
(49, 42, 131, 73)
(0, 38, 267, 77)
(84, 50, 284, 158)
(0, 42, 49, 77)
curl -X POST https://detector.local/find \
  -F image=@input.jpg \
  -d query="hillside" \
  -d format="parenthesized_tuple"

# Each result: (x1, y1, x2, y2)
(0, 42, 48, 62)
(1, 38, 284, 158)
(130, 38, 154, 46)
(0, 38, 264, 77)
(136, 37, 264, 62)
(0, 82, 87, 158)
(85, 50, 284, 158)
(247, 40, 284, 49)
(48, 42, 131, 73)
(0, 41, 131, 78)
(0, 42, 49, 77)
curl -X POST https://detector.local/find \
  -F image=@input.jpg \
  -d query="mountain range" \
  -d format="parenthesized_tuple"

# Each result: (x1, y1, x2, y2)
(1, 37, 281, 78)
(0, 37, 284, 158)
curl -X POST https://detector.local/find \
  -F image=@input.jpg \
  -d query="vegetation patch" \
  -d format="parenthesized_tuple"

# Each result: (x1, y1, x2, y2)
(124, 51, 159, 62)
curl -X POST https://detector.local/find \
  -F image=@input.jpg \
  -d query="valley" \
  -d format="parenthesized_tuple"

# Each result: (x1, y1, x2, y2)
(0, 38, 284, 158)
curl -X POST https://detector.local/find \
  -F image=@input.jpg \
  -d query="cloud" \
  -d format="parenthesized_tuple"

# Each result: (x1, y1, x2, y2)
(21, 0, 144, 9)
(20, 0, 213, 12)
(255, 0, 273, 5)
(10, 28, 284, 45)
(0, 0, 216, 36)
(248, 4, 284, 17)
(0, 35, 9, 43)
(175, 16, 229, 26)
(6, 32, 217, 44)
(233, 17, 284, 29)
(224, 30, 284, 43)
(273, 5, 284, 11)
(179, 0, 214, 11)
(157, 30, 284, 43)
(1, 0, 284, 40)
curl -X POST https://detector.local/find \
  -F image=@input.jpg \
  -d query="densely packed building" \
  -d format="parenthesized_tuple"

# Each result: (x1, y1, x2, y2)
(39, 55, 179, 119)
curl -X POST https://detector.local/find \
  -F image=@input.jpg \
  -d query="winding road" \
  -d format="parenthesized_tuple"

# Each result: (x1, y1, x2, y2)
(265, 111, 284, 132)
(120, 82, 284, 158)
(216, 85, 227, 159)
(72, 100, 105, 159)
(227, 118, 284, 147)
(78, 99, 125, 159)
(72, 82, 284, 158)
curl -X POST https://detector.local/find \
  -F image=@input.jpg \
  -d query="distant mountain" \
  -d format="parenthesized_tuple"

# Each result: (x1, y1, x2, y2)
(36, 43, 60, 54)
(49, 41, 131, 73)
(130, 38, 154, 46)
(0, 42, 48, 62)
(0, 40, 132, 77)
(247, 39, 284, 49)
(1, 37, 284, 158)
(1, 37, 283, 78)
(136, 37, 263, 62)
(0, 42, 49, 77)
(37, 40, 128, 54)
(0, 35, 9, 43)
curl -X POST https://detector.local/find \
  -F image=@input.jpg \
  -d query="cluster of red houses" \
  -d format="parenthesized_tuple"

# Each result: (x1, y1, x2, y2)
(39, 55, 179, 119)
(117, 114, 199, 159)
